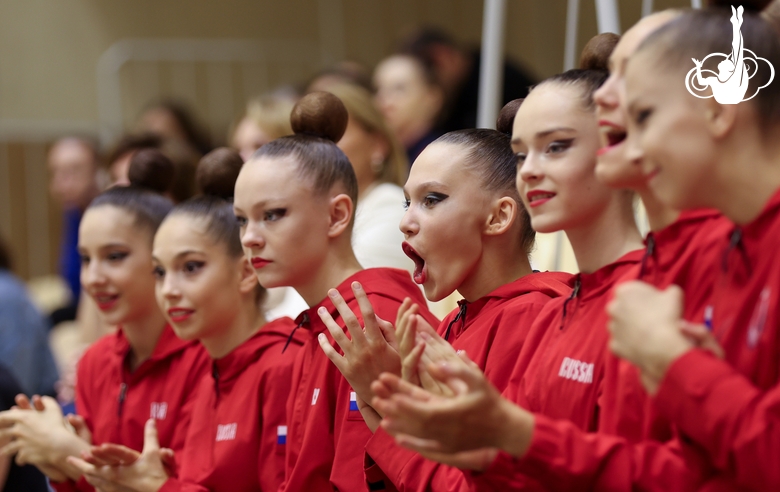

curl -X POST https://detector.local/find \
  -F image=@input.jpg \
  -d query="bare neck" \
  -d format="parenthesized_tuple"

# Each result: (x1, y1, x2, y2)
(295, 241, 363, 307)
(122, 307, 167, 371)
(458, 237, 534, 302)
(638, 187, 680, 232)
(565, 197, 645, 274)
(200, 298, 266, 359)
(713, 139, 780, 225)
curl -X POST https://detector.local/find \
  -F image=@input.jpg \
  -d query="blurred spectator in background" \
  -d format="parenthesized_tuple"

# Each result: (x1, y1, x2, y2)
(0, 234, 59, 397)
(107, 132, 163, 187)
(47, 137, 102, 323)
(230, 92, 297, 161)
(373, 54, 443, 164)
(138, 99, 213, 156)
(107, 133, 198, 203)
(327, 83, 414, 273)
(401, 27, 535, 133)
(306, 60, 374, 93)
(0, 364, 49, 492)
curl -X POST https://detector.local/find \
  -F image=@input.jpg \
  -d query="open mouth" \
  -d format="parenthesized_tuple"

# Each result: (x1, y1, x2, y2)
(167, 308, 195, 323)
(598, 121, 627, 155)
(93, 293, 119, 310)
(402, 242, 427, 284)
(526, 190, 556, 208)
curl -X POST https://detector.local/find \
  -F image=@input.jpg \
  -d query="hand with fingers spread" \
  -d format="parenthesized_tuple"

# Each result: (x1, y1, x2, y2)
(371, 356, 536, 459)
(0, 395, 90, 482)
(68, 419, 170, 492)
(317, 282, 402, 410)
(396, 300, 457, 396)
(607, 282, 692, 394)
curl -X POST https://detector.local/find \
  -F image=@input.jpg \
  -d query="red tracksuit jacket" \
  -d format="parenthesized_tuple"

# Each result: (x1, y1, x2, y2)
(52, 325, 209, 492)
(363, 272, 572, 491)
(470, 211, 734, 491)
(158, 317, 305, 492)
(279, 268, 439, 492)
(651, 188, 780, 491)
(508, 249, 645, 431)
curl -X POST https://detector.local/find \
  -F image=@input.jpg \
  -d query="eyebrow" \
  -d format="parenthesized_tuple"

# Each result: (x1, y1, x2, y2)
(512, 126, 577, 146)
(403, 180, 448, 195)
(152, 250, 205, 263)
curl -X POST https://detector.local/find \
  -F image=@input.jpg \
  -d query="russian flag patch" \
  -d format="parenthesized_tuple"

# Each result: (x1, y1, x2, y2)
(349, 391, 359, 411)
(277, 425, 287, 445)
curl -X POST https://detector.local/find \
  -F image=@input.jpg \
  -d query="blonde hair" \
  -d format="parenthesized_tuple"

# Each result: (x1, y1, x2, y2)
(325, 83, 408, 187)
(245, 94, 296, 140)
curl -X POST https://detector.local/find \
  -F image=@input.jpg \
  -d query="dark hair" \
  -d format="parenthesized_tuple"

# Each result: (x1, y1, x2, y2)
(128, 149, 175, 194)
(107, 133, 163, 168)
(400, 26, 463, 71)
(530, 33, 614, 111)
(88, 152, 174, 240)
(432, 101, 536, 255)
(168, 149, 266, 306)
(253, 91, 358, 205)
(197, 147, 243, 197)
(580, 33, 620, 71)
(143, 100, 213, 156)
(636, 8, 780, 129)
(0, 234, 11, 270)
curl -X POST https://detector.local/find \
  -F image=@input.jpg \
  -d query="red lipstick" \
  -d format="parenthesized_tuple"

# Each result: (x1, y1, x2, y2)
(167, 308, 194, 323)
(251, 257, 271, 269)
(526, 190, 556, 208)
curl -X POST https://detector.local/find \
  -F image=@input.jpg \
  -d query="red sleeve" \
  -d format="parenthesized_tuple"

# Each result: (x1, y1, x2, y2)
(654, 348, 780, 490)
(365, 428, 487, 492)
(157, 478, 209, 492)
(477, 414, 710, 492)
(166, 350, 210, 476)
(258, 363, 292, 491)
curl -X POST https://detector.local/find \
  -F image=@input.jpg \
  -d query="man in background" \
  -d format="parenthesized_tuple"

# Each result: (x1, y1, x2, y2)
(401, 27, 536, 133)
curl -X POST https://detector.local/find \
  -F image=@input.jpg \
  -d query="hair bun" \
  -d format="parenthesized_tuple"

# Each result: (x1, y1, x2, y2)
(128, 148, 175, 194)
(580, 32, 620, 71)
(290, 91, 348, 143)
(197, 147, 244, 200)
(496, 98, 523, 136)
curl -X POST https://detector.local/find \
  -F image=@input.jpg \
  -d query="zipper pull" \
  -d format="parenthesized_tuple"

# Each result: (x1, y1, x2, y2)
(212, 363, 220, 402)
(117, 383, 128, 417)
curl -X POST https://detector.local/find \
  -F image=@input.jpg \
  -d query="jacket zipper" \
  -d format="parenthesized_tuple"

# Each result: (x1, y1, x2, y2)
(117, 382, 128, 417)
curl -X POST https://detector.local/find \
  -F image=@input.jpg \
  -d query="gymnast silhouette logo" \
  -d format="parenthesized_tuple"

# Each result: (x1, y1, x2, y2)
(685, 5, 774, 104)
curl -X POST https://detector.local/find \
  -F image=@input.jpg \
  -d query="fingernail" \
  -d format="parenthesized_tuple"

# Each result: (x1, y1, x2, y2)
(329, 289, 338, 298)
(318, 306, 327, 315)
(318, 333, 326, 342)
(353, 282, 362, 291)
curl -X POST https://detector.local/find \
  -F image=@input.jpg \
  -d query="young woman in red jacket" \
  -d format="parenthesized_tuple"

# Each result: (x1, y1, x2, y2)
(315, 106, 572, 491)
(232, 91, 439, 492)
(0, 152, 209, 492)
(370, 7, 780, 492)
(608, 8, 780, 491)
(62, 148, 304, 492)
(368, 34, 652, 489)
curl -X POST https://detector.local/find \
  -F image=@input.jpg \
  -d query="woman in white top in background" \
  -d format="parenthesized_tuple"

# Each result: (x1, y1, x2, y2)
(326, 83, 414, 273)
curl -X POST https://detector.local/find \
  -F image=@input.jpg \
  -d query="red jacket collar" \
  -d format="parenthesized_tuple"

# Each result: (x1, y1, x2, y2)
(642, 209, 725, 272)
(212, 317, 296, 384)
(112, 324, 193, 362)
(575, 249, 645, 301)
(294, 268, 425, 334)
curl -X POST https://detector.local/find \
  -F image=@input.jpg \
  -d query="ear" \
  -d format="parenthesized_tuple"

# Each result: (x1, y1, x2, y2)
(704, 98, 737, 140)
(327, 193, 354, 239)
(237, 256, 259, 295)
(483, 196, 517, 237)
